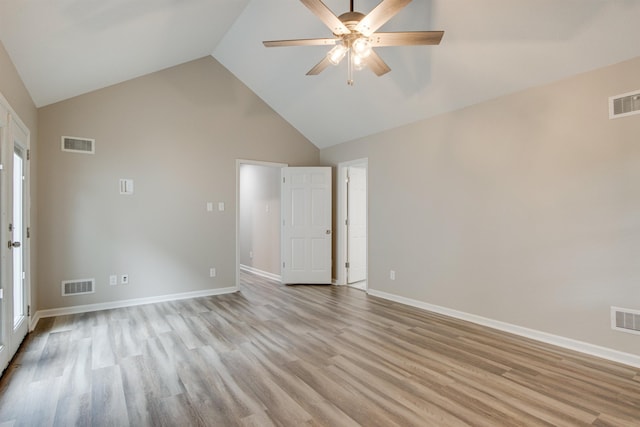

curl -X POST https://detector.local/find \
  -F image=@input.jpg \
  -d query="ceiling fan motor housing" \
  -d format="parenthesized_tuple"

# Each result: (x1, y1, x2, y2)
(336, 11, 367, 46)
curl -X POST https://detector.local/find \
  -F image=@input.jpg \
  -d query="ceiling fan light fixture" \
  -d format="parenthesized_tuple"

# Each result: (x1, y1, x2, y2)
(352, 53, 365, 70)
(327, 44, 348, 65)
(352, 37, 372, 58)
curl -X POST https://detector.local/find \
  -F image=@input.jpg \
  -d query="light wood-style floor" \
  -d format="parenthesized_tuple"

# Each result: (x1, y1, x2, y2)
(1, 272, 639, 426)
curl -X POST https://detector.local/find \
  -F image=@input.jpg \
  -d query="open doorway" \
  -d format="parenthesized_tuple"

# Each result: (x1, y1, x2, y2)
(236, 160, 286, 287)
(337, 158, 368, 290)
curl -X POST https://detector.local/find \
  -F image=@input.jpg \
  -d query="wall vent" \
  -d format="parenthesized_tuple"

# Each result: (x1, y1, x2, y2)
(609, 90, 640, 119)
(61, 136, 95, 154)
(611, 306, 640, 335)
(61, 278, 95, 296)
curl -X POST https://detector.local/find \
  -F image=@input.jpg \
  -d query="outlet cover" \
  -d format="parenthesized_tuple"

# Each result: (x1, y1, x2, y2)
(390, 270, 396, 280)
(210, 268, 216, 278)
(109, 275, 118, 286)
(121, 274, 129, 285)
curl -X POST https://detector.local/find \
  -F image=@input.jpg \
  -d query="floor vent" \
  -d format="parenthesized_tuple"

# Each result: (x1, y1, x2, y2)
(61, 136, 95, 154)
(611, 306, 640, 335)
(62, 279, 95, 296)
(609, 90, 640, 119)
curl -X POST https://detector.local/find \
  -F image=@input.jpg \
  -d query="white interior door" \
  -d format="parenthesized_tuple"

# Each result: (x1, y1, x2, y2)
(0, 106, 30, 375)
(347, 166, 367, 283)
(281, 167, 332, 284)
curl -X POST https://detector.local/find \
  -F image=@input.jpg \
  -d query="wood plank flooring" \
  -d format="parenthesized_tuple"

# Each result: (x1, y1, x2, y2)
(1, 271, 639, 426)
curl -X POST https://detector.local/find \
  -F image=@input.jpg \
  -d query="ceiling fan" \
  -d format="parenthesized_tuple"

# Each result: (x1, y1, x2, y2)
(263, 0, 444, 85)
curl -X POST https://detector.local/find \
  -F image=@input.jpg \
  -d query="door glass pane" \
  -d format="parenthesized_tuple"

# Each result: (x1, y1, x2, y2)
(13, 148, 24, 327)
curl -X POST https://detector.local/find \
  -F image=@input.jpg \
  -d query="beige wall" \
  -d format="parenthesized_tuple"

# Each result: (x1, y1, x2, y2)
(321, 56, 640, 356)
(239, 164, 281, 275)
(37, 56, 318, 311)
(0, 42, 37, 132)
(0, 41, 39, 313)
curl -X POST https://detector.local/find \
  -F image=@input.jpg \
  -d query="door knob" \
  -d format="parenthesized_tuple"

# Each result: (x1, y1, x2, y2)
(8, 241, 20, 249)
(326, 230, 331, 235)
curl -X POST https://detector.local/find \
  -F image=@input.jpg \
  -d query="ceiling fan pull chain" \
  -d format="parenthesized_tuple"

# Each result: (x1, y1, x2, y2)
(347, 50, 354, 86)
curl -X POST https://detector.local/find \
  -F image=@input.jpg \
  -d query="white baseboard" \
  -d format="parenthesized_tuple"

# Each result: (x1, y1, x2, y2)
(240, 264, 281, 282)
(367, 288, 640, 369)
(30, 286, 238, 331)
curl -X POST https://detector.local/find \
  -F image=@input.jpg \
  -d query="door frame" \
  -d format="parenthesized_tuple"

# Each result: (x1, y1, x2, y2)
(235, 159, 287, 288)
(336, 158, 368, 287)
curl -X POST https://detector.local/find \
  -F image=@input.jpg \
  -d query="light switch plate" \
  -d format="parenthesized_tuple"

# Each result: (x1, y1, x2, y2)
(218, 202, 225, 211)
(119, 179, 134, 195)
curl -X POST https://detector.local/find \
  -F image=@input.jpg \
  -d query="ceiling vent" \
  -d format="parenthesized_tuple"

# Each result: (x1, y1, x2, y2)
(609, 90, 640, 119)
(61, 278, 95, 296)
(61, 136, 95, 154)
(611, 306, 640, 335)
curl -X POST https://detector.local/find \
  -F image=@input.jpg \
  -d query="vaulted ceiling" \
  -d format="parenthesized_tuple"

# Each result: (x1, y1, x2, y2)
(2, 0, 640, 149)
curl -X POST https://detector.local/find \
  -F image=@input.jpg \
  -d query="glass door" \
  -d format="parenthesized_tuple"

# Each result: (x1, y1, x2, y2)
(0, 102, 8, 373)
(0, 107, 30, 375)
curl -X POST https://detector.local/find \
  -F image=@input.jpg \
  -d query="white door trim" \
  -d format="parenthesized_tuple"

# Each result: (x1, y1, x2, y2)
(235, 159, 287, 288)
(336, 158, 368, 287)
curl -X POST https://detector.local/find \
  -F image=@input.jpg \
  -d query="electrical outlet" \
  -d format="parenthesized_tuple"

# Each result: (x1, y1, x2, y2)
(109, 275, 118, 286)
(209, 268, 216, 278)
(249, 251, 253, 259)
(390, 270, 396, 281)
(121, 274, 129, 285)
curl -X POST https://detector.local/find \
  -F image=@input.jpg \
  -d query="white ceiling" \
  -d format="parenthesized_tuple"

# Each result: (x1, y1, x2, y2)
(2, 1, 640, 149)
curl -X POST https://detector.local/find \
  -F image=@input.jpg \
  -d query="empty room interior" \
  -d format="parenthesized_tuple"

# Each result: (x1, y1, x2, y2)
(1, 0, 640, 425)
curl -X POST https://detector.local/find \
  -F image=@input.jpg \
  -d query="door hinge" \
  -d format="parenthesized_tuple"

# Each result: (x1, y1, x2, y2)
(27, 305, 30, 316)
(27, 227, 30, 238)
(282, 177, 285, 183)
(345, 262, 350, 268)
(282, 262, 285, 269)
(27, 149, 30, 160)
(345, 218, 349, 226)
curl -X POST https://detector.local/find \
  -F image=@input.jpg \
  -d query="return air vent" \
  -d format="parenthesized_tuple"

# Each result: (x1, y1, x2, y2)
(61, 136, 95, 154)
(61, 278, 95, 296)
(609, 90, 640, 119)
(611, 306, 640, 335)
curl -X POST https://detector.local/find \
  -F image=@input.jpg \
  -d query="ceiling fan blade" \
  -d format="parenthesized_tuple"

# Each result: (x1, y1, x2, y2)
(370, 31, 444, 46)
(355, 0, 412, 37)
(263, 38, 338, 47)
(300, 0, 350, 35)
(306, 56, 333, 75)
(365, 50, 391, 76)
